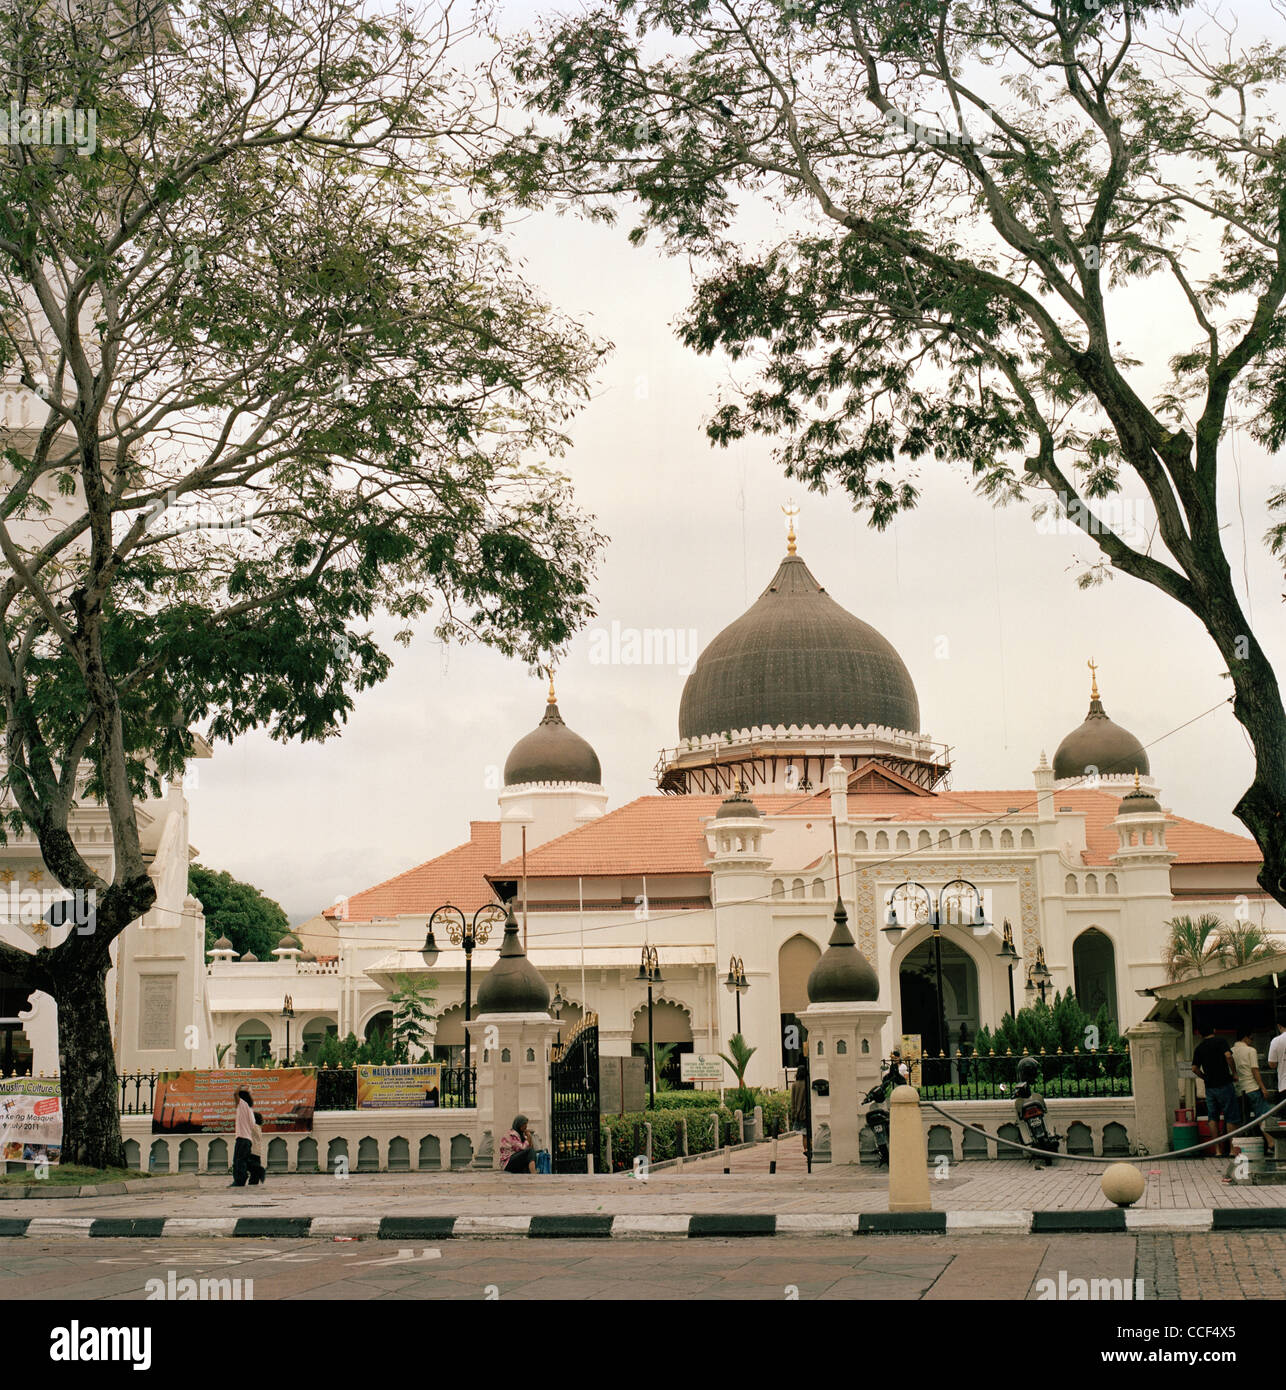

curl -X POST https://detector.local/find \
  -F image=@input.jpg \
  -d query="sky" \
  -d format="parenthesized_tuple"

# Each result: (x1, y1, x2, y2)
(181, 0, 1286, 923)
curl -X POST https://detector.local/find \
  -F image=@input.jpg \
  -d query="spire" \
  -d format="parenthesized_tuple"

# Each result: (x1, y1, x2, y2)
(545, 664, 557, 706)
(1088, 658, 1100, 702)
(781, 500, 799, 555)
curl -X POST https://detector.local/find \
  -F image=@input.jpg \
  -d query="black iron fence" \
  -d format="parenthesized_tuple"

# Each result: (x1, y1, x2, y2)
(0, 1068, 479, 1115)
(911, 1048, 1131, 1100)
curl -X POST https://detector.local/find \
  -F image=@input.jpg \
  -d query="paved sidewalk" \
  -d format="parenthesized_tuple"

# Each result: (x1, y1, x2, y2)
(1, 1135, 1280, 1234)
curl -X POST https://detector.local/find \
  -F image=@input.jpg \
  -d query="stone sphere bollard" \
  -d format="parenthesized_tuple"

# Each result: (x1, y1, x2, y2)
(1100, 1162, 1146, 1207)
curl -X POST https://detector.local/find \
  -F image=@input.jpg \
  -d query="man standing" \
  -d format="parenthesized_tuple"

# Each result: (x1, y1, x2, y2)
(1267, 1019, 1286, 1117)
(1193, 1024, 1237, 1159)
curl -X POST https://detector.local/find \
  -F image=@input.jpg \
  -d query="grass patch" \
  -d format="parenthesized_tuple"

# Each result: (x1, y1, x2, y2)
(0, 1164, 144, 1187)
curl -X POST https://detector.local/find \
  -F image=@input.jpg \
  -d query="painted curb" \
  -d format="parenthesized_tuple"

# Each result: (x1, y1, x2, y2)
(1, 1208, 1285, 1239)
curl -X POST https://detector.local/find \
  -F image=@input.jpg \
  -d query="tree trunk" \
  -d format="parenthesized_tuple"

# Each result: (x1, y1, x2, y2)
(53, 956, 125, 1170)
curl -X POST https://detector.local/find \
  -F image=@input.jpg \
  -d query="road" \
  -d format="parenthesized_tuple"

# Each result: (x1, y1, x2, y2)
(2, 1231, 1284, 1300)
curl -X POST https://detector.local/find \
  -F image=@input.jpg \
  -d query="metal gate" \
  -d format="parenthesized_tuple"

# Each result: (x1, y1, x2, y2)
(549, 1012, 600, 1173)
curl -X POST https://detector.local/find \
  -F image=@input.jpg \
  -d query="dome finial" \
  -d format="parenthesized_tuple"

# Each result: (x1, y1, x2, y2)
(1088, 657, 1099, 701)
(1134, 769, 1140, 791)
(545, 664, 557, 706)
(781, 500, 799, 555)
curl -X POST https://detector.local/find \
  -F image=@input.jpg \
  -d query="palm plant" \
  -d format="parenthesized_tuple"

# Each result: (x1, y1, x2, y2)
(1162, 914, 1227, 981)
(1217, 922, 1283, 969)
(719, 1032, 760, 1114)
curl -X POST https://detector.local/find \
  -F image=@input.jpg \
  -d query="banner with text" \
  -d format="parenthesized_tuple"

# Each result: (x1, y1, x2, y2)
(152, 1068, 316, 1134)
(356, 1064, 444, 1109)
(0, 1077, 61, 1165)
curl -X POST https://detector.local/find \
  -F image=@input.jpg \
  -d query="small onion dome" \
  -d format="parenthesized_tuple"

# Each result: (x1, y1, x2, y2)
(1053, 668, 1148, 782)
(239, 951, 258, 962)
(299, 951, 317, 963)
(211, 936, 234, 952)
(1118, 782, 1163, 817)
(275, 934, 302, 951)
(503, 683, 601, 787)
(475, 907, 551, 1014)
(715, 786, 761, 819)
(807, 898, 880, 1004)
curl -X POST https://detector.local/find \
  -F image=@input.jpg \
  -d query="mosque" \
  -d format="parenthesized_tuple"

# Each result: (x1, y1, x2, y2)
(3, 519, 1278, 1090)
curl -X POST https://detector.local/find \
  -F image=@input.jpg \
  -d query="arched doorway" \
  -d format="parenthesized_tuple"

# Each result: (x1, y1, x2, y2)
(632, 1000, 693, 1091)
(235, 1018, 272, 1067)
(1073, 928, 1118, 1027)
(364, 1011, 394, 1044)
(778, 934, 821, 1069)
(432, 1004, 466, 1067)
(300, 1016, 337, 1063)
(898, 935, 981, 1058)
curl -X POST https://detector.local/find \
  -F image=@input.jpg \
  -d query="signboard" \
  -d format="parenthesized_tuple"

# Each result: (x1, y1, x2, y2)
(680, 1054, 724, 1083)
(152, 1068, 316, 1134)
(899, 1033, 923, 1088)
(356, 1064, 443, 1109)
(0, 1077, 60, 1165)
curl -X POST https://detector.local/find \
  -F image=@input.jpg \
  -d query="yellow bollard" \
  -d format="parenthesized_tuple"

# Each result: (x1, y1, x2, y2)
(887, 1084, 932, 1213)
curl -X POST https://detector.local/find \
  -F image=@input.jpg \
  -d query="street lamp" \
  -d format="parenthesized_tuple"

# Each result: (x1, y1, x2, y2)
(724, 956, 749, 1034)
(281, 994, 295, 1064)
(1025, 944, 1052, 1006)
(428, 902, 507, 1076)
(995, 919, 1020, 1019)
(637, 945, 664, 1110)
(551, 982, 566, 1045)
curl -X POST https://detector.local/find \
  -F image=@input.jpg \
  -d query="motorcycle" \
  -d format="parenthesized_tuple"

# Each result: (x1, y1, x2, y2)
(861, 1081, 891, 1166)
(1013, 1055, 1061, 1168)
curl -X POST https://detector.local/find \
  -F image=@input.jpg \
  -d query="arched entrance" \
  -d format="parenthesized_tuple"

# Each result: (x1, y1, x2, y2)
(632, 1000, 693, 1091)
(300, 1016, 337, 1063)
(235, 1018, 272, 1067)
(778, 934, 821, 1068)
(898, 935, 981, 1057)
(432, 1004, 466, 1067)
(1073, 927, 1118, 1026)
(364, 1010, 394, 1044)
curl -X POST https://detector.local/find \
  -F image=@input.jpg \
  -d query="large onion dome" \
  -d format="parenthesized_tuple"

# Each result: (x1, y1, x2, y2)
(503, 677, 601, 787)
(475, 908, 551, 1014)
(807, 899, 880, 1004)
(1053, 666, 1149, 783)
(678, 549, 920, 740)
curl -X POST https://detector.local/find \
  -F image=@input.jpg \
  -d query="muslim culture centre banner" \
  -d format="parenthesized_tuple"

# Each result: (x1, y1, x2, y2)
(1, 1077, 62, 1165)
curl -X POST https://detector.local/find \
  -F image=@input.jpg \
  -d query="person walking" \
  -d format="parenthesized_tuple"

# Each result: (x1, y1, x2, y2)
(1233, 1027, 1274, 1157)
(230, 1090, 255, 1187)
(247, 1110, 267, 1186)
(1192, 1024, 1237, 1159)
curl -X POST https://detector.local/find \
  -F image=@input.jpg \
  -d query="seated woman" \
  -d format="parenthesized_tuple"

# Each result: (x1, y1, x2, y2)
(498, 1114, 537, 1174)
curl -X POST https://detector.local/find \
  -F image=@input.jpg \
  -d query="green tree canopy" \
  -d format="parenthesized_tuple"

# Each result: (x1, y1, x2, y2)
(0, 0, 603, 1166)
(190, 863, 290, 962)
(503, 0, 1286, 912)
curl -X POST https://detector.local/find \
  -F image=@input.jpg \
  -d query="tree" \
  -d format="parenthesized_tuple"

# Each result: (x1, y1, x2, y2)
(388, 973, 438, 1063)
(1218, 921, 1282, 968)
(1162, 912, 1227, 980)
(505, 0, 1286, 909)
(0, 0, 603, 1167)
(190, 863, 289, 962)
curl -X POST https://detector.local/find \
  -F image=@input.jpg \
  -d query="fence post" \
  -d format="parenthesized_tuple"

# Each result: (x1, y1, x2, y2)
(723, 1143, 731, 1175)
(678, 1115, 688, 1158)
(602, 1126, 612, 1172)
(753, 1104, 763, 1143)
(644, 1121, 653, 1165)
(735, 1108, 744, 1144)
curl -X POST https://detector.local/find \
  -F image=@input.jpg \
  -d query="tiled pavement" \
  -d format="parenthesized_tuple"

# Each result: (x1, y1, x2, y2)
(1, 1134, 1279, 1223)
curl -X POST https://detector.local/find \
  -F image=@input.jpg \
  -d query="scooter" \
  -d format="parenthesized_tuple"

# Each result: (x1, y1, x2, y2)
(1013, 1055, 1061, 1168)
(861, 1081, 891, 1166)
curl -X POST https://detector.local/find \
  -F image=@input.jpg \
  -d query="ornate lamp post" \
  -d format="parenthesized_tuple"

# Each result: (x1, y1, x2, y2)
(724, 956, 749, 1034)
(551, 982, 566, 1045)
(422, 902, 507, 1074)
(636, 945, 664, 1110)
(996, 919, 1020, 1019)
(882, 878, 990, 1059)
(1025, 944, 1053, 1006)
(281, 994, 295, 1064)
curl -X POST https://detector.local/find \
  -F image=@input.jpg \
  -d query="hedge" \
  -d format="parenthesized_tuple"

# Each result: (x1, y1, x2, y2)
(599, 1091, 792, 1172)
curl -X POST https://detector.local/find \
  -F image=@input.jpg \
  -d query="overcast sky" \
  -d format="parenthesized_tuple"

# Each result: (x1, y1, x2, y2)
(183, 0, 1286, 923)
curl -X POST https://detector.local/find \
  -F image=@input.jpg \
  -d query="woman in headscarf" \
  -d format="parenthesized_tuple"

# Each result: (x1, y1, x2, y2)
(498, 1115, 537, 1174)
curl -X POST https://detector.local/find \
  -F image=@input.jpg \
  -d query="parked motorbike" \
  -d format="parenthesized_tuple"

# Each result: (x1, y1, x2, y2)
(1013, 1055, 1061, 1168)
(861, 1081, 891, 1166)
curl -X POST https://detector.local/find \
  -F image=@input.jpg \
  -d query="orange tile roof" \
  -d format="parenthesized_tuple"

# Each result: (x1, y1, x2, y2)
(331, 789, 1262, 918)
(324, 821, 502, 923)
